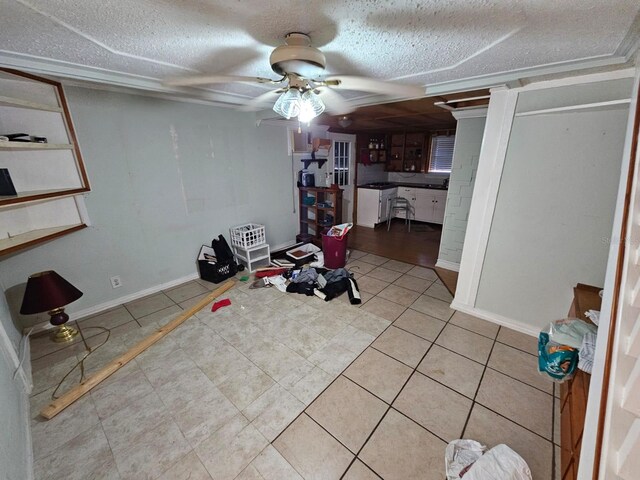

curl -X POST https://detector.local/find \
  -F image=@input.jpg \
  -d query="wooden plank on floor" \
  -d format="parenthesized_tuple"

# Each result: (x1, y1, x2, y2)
(39, 280, 235, 420)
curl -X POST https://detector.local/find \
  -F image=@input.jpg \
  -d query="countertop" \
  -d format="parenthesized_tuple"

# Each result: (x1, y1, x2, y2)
(358, 182, 448, 191)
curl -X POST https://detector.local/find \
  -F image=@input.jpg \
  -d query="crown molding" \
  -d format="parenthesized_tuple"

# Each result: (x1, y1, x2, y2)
(0, 49, 634, 108)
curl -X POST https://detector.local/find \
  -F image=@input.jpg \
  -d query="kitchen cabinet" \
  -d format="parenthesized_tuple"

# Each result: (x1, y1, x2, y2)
(395, 186, 416, 220)
(357, 185, 447, 227)
(357, 187, 397, 228)
(403, 133, 426, 173)
(357, 133, 387, 164)
(386, 132, 428, 173)
(0, 68, 91, 256)
(388, 133, 404, 172)
(414, 188, 447, 224)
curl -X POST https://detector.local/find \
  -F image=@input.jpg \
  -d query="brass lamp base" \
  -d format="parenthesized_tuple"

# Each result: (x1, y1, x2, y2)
(48, 307, 78, 343)
(51, 324, 79, 343)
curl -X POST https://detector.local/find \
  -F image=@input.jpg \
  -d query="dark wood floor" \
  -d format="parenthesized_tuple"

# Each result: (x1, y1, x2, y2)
(348, 219, 442, 268)
(434, 267, 459, 295)
(348, 219, 459, 294)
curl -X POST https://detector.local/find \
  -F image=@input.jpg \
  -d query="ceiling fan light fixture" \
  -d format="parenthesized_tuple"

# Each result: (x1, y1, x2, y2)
(338, 116, 352, 128)
(273, 88, 302, 119)
(298, 90, 325, 124)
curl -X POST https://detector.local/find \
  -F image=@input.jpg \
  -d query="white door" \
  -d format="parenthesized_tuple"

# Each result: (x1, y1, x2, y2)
(330, 133, 356, 223)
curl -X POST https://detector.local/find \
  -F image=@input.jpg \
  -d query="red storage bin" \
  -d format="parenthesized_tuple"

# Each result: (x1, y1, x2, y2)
(322, 233, 348, 269)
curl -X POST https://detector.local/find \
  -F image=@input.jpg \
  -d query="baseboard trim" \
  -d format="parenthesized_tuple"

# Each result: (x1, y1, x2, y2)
(0, 322, 31, 393)
(450, 300, 540, 337)
(26, 271, 201, 335)
(435, 259, 461, 272)
(74, 271, 201, 320)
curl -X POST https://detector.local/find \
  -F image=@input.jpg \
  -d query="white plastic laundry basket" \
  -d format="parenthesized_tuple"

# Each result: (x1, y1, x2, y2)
(229, 223, 266, 249)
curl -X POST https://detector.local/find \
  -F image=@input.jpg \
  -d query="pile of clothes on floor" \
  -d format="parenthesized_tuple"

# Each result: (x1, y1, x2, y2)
(252, 266, 361, 305)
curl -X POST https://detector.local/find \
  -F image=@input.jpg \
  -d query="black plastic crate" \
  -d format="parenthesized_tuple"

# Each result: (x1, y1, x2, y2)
(197, 244, 237, 284)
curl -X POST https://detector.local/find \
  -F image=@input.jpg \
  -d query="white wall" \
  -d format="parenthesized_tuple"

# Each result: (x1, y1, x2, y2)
(475, 106, 628, 330)
(0, 86, 296, 323)
(0, 290, 32, 480)
(437, 112, 487, 268)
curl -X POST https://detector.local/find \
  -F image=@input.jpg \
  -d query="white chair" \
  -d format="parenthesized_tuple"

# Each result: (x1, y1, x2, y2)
(387, 197, 414, 232)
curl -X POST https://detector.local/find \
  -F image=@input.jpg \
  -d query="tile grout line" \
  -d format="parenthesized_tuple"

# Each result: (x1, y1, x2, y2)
(271, 282, 432, 464)
(31, 259, 552, 480)
(344, 308, 460, 479)
(460, 326, 501, 437)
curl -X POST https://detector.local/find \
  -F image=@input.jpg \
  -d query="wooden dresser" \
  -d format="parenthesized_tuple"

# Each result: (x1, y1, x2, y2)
(559, 284, 601, 479)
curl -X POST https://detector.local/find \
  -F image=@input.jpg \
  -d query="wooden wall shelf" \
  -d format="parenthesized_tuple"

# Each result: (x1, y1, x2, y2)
(0, 67, 91, 256)
(301, 158, 328, 169)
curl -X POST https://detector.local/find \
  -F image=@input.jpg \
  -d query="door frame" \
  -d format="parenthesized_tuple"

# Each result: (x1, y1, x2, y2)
(329, 132, 356, 223)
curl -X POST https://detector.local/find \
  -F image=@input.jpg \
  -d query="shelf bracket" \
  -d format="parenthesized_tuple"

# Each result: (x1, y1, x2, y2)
(301, 151, 328, 170)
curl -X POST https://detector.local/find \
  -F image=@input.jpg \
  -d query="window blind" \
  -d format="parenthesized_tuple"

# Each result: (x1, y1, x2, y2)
(429, 134, 456, 173)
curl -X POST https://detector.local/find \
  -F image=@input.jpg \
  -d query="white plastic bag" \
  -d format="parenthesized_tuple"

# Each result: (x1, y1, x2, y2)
(464, 444, 532, 480)
(445, 440, 485, 479)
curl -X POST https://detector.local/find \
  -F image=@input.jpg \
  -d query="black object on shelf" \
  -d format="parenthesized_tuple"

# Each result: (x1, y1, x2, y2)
(2, 133, 48, 143)
(0, 169, 17, 196)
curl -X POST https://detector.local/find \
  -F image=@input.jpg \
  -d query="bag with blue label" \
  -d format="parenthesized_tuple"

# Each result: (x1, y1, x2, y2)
(538, 318, 596, 382)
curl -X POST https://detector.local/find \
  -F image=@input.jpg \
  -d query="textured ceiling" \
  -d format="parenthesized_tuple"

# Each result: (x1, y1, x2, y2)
(0, 0, 639, 106)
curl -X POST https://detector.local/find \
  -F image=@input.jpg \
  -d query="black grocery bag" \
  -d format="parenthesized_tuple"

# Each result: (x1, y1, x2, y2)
(211, 234, 234, 262)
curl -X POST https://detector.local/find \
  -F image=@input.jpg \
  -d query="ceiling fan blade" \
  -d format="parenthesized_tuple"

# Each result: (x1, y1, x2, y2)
(315, 88, 355, 115)
(324, 76, 425, 98)
(237, 89, 283, 112)
(163, 75, 281, 87)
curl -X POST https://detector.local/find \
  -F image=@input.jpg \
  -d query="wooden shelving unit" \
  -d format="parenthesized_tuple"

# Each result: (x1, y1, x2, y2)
(0, 67, 91, 256)
(298, 185, 343, 245)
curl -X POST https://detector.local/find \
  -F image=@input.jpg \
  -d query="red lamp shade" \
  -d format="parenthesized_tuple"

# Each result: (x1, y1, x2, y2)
(20, 270, 83, 314)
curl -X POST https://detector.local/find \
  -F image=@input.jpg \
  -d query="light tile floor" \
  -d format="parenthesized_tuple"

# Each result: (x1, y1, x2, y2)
(28, 250, 558, 480)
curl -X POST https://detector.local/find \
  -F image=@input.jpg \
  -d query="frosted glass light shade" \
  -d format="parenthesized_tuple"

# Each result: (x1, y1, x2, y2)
(273, 88, 301, 119)
(298, 90, 325, 124)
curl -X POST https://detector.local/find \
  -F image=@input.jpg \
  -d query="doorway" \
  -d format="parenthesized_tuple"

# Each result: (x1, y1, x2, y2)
(329, 133, 356, 223)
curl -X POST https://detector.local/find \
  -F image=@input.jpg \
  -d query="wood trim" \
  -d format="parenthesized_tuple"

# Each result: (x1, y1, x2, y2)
(0, 224, 86, 256)
(0, 66, 61, 86)
(57, 85, 91, 190)
(0, 187, 90, 206)
(454, 87, 517, 307)
(592, 78, 640, 479)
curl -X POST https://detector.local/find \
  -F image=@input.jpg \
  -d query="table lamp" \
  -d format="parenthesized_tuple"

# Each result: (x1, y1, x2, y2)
(20, 270, 83, 343)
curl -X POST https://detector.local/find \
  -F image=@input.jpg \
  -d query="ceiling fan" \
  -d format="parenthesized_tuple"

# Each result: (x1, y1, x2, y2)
(164, 33, 426, 124)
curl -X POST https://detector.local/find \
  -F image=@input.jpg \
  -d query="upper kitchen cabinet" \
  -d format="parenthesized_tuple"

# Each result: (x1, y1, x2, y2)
(385, 131, 449, 173)
(403, 132, 426, 173)
(388, 133, 405, 172)
(0, 68, 91, 256)
(357, 132, 387, 164)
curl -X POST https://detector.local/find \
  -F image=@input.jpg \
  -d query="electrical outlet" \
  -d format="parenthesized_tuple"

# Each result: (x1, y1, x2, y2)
(110, 275, 122, 289)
